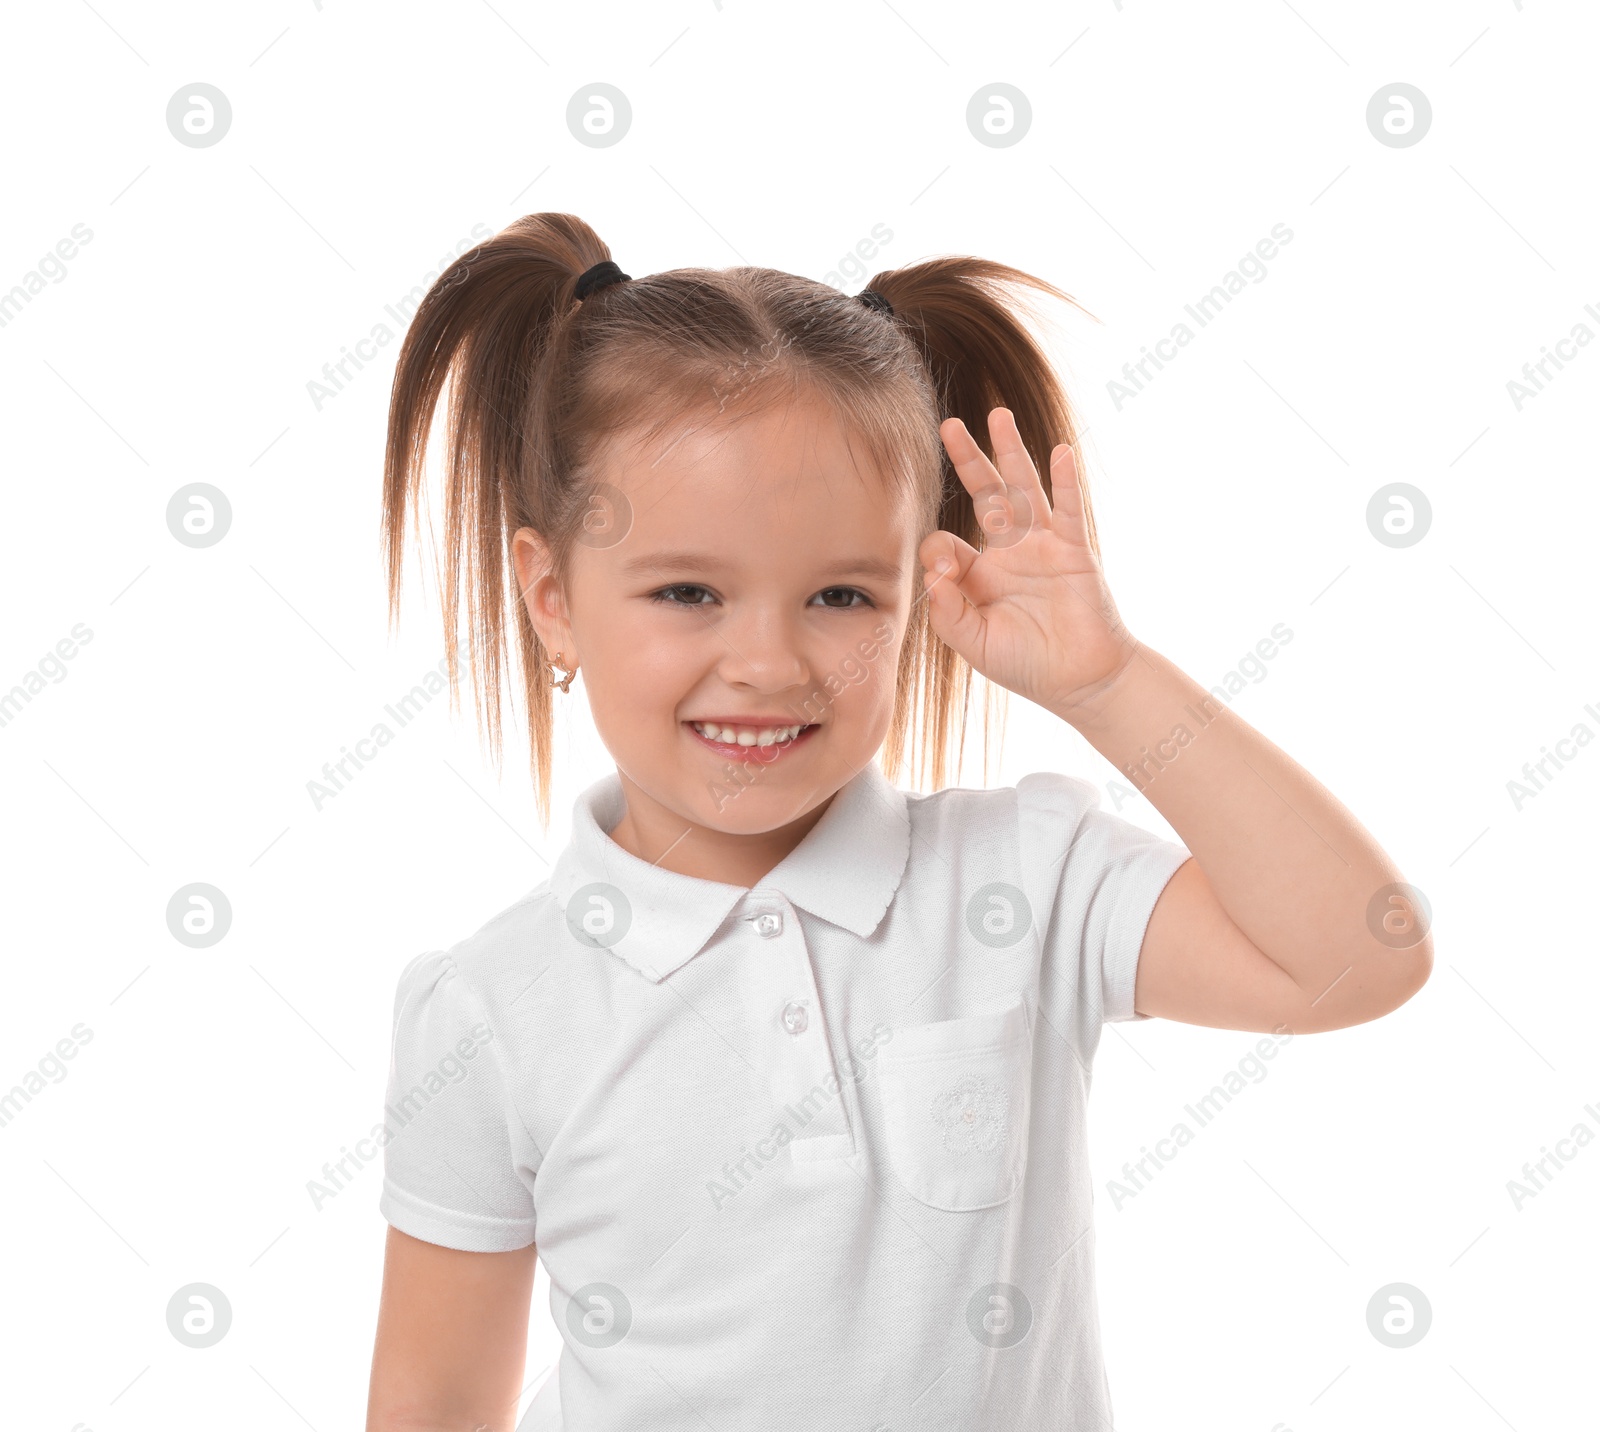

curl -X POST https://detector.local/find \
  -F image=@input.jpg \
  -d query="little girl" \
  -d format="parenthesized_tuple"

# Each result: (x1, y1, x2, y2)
(365, 212, 1433, 1432)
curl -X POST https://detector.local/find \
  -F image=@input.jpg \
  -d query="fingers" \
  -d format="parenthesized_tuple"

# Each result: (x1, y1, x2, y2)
(928, 531, 985, 665)
(918, 533, 986, 663)
(940, 409, 1051, 547)
(1049, 441, 1086, 533)
(986, 408, 1052, 523)
(1045, 442, 1101, 567)
(919, 528, 981, 591)
(939, 416, 1003, 502)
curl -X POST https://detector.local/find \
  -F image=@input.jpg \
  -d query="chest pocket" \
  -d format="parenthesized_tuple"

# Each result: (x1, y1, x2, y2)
(877, 994, 1033, 1211)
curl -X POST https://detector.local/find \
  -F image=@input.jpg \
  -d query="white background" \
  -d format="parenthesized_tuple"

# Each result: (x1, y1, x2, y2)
(2, 1, 1595, 1429)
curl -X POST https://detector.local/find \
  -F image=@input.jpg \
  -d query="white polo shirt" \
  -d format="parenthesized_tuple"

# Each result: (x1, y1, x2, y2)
(379, 759, 1191, 1431)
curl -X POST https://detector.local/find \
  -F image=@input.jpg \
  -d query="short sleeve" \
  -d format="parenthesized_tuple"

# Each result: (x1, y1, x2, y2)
(1017, 772, 1191, 1027)
(378, 950, 537, 1251)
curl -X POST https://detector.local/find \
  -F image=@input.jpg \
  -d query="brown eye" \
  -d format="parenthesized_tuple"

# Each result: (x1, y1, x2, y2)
(650, 584, 715, 607)
(814, 587, 871, 609)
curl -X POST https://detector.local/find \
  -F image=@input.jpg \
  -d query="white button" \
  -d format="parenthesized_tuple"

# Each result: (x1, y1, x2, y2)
(781, 1000, 809, 1035)
(752, 912, 783, 938)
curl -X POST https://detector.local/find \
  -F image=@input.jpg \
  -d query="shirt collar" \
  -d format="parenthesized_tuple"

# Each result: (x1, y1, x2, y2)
(549, 761, 911, 983)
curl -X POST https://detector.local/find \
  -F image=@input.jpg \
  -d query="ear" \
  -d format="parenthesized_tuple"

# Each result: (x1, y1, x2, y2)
(512, 527, 577, 664)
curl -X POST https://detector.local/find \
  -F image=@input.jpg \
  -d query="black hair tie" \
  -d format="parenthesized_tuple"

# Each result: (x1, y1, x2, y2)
(856, 288, 894, 318)
(575, 260, 631, 300)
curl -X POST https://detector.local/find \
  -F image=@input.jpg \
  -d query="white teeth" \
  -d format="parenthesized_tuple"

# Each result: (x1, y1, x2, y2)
(691, 721, 807, 746)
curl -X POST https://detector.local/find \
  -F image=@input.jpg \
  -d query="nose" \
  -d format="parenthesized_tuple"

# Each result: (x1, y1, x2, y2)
(714, 604, 811, 696)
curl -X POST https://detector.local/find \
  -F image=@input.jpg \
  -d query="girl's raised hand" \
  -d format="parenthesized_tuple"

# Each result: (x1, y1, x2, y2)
(920, 407, 1139, 720)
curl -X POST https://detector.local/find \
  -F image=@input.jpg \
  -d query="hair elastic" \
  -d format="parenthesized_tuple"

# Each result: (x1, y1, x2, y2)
(574, 260, 631, 299)
(856, 288, 894, 318)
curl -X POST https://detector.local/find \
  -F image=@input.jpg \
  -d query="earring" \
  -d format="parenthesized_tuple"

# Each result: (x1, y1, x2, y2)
(548, 651, 577, 693)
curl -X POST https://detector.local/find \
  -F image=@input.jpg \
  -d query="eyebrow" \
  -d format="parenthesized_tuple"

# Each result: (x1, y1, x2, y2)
(618, 550, 904, 583)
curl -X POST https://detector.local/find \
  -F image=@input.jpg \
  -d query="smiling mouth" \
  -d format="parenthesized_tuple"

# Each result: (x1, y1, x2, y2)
(688, 716, 812, 748)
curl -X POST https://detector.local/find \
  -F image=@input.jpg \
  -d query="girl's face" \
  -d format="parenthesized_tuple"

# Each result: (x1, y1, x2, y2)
(517, 388, 923, 876)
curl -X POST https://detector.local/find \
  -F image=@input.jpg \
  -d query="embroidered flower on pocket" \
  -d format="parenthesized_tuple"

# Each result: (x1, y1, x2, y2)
(929, 1074, 1010, 1154)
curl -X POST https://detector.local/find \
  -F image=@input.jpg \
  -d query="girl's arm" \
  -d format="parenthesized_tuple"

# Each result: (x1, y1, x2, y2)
(921, 407, 1432, 1036)
(367, 1227, 538, 1432)
(1059, 642, 1432, 1033)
